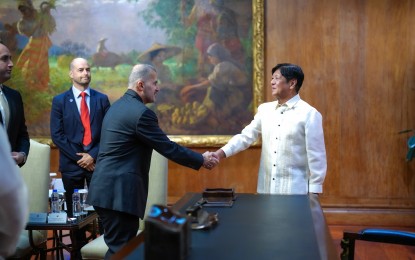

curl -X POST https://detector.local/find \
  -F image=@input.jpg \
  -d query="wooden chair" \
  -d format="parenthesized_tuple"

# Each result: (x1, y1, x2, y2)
(340, 228, 415, 260)
(80, 151, 168, 260)
(8, 140, 50, 259)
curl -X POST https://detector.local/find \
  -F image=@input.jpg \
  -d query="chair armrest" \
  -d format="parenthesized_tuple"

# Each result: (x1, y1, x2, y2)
(358, 229, 415, 246)
(341, 228, 415, 260)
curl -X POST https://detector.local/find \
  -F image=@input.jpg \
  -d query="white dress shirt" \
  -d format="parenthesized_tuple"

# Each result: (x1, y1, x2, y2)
(222, 94, 327, 194)
(0, 85, 10, 128)
(72, 86, 90, 114)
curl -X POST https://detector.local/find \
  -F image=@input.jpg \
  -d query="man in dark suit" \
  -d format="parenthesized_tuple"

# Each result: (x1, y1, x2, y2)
(50, 57, 110, 217)
(0, 42, 30, 167)
(87, 64, 218, 259)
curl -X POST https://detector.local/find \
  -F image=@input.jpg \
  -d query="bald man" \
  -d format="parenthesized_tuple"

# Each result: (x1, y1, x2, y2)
(50, 57, 110, 218)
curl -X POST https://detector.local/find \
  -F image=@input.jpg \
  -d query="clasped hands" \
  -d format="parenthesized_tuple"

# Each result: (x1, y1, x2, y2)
(202, 149, 226, 170)
(77, 152, 95, 171)
(202, 151, 219, 170)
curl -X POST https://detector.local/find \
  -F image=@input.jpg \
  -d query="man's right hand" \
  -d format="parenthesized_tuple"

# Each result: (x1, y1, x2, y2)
(202, 151, 219, 170)
(76, 152, 95, 171)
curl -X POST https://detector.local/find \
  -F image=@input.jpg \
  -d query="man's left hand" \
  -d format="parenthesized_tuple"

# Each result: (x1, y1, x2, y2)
(11, 152, 26, 165)
(77, 153, 95, 170)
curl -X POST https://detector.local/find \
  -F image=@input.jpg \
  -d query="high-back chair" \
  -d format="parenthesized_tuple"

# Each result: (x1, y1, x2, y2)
(340, 228, 415, 260)
(9, 139, 51, 259)
(81, 150, 168, 260)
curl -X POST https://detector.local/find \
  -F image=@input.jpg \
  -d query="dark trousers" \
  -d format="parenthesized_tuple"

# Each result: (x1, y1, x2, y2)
(61, 169, 92, 256)
(61, 169, 92, 217)
(94, 206, 140, 260)
(62, 169, 105, 234)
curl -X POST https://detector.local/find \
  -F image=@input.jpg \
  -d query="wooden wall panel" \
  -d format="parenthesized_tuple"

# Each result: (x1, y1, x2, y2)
(50, 148, 59, 174)
(264, 0, 415, 223)
(165, 0, 415, 225)
(167, 147, 261, 202)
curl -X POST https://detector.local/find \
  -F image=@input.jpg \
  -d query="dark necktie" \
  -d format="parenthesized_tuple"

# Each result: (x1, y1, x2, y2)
(80, 92, 91, 146)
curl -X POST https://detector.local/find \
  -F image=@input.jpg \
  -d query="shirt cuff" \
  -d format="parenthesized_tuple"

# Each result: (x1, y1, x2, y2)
(308, 184, 323, 193)
(221, 145, 232, 158)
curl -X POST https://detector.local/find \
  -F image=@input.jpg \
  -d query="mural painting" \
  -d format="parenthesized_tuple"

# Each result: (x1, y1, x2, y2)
(0, 0, 260, 145)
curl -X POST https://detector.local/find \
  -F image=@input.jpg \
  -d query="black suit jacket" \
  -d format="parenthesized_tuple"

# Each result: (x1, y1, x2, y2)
(87, 90, 204, 218)
(50, 88, 110, 172)
(2, 85, 30, 166)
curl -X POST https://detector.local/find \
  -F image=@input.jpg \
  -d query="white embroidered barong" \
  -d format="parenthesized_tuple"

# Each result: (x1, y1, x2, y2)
(222, 95, 327, 194)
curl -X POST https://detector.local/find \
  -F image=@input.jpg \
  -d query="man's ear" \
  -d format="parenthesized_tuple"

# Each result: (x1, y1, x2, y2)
(137, 80, 144, 91)
(289, 79, 297, 89)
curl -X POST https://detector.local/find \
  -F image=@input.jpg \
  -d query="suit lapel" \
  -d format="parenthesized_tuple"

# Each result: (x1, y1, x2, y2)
(65, 89, 82, 124)
(89, 89, 96, 123)
(2, 86, 16, 132)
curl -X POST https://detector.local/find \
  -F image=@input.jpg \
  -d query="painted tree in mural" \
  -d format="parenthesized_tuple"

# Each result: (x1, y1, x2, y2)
(136, 0, 254, 135)
(15, 0, 56, 91)
(5, 0, 57, 134)
(139, 0, 252, 78)
(139, 0, 199, 79)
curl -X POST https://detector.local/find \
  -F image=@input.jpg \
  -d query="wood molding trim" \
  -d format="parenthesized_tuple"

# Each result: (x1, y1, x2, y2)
(323, 207, 415, 227)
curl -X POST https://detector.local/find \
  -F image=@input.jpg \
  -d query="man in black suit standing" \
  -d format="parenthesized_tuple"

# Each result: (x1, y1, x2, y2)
(87, 64, 218, 259)
(0, 42, 30, 167)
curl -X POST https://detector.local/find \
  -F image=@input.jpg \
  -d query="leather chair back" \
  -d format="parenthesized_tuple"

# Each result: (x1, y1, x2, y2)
(21, 140, 51, 213)
(81, 150, 168, 260)
(10, 140, 50, 259)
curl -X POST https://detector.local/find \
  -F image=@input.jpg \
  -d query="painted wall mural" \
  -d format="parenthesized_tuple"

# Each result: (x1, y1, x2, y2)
(0, 0, 263, 146)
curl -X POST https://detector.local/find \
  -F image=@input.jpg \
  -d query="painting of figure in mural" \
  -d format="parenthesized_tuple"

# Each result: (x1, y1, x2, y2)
(0, 0, 254, 137)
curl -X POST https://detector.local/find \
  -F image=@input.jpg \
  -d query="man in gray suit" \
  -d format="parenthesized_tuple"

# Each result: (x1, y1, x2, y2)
(87, 64, 218, 259)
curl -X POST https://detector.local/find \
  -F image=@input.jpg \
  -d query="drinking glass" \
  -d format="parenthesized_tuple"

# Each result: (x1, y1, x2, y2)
(78, 189, 88, 214)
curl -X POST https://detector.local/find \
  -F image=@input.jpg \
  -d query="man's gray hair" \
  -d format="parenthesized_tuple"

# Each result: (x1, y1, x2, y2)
(128, 64, 156, 88)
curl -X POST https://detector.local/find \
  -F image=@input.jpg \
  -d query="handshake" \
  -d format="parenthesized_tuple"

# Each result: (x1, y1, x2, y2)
(202, 149, 225, 170)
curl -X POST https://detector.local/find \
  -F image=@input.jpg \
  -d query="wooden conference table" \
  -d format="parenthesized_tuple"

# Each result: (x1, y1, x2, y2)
(113, 193, 337, 260)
